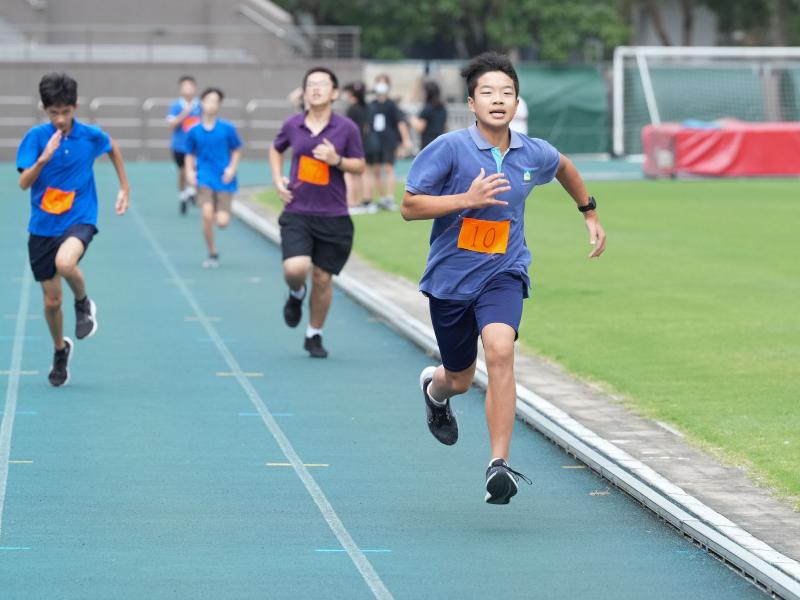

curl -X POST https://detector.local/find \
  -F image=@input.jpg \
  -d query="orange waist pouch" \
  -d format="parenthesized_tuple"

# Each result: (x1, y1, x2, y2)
(40, 187, 76, 215)
(457, 218, 510, 254)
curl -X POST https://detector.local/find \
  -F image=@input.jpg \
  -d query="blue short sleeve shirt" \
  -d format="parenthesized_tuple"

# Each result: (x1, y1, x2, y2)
(185, 119, 242, 193)
(405, 124, 561, 300)
(16, 120, 112, 237)
(167, 98, 201, 153)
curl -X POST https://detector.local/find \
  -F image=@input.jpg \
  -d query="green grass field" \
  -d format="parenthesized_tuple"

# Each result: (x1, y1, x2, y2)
(258, 179, 800, 505)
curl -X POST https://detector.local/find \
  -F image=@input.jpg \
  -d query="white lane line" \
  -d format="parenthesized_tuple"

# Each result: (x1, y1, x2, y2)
(132, 208, 393, 600)
(0, 263, 32, 537)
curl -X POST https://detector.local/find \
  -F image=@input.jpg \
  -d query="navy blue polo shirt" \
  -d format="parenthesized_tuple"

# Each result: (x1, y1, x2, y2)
(405, 124, 560, 301)
(16, 119, 112, 237)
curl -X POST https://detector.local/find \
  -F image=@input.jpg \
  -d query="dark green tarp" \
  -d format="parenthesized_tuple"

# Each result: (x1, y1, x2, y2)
(517, 65, 610, 154)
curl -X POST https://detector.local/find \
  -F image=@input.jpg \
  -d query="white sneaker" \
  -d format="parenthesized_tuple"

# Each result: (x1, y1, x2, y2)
(377, 196, 397, 211)
(202, 255, 220, 269)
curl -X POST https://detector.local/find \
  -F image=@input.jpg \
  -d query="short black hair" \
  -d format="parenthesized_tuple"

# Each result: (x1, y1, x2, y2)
(461, 52, 519, 98)
(200, 87, 224, 101)
(178, 75, 196, 85)
(39, 72, 78, 108)
(303, 67, 338, 90)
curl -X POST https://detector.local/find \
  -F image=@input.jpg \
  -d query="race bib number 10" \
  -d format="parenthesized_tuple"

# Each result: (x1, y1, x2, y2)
(457, 218, 510, 254)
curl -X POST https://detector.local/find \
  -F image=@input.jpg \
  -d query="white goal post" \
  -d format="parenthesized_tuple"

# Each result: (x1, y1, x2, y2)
(613, 46, 800, 156)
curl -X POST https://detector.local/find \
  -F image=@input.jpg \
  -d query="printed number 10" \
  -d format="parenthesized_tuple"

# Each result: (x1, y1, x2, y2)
(472, 225, 496, 248)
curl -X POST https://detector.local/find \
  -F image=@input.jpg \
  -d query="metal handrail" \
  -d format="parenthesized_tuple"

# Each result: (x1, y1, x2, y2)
(0, 96, 466, 159)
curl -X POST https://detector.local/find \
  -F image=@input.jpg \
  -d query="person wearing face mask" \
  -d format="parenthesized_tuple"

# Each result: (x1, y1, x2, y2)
(364, 74, 412, 211)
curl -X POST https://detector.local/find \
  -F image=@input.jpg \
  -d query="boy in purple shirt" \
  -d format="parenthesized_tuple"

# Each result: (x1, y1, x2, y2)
(269, 67, 366, 358)
(401, 53, 606, 504)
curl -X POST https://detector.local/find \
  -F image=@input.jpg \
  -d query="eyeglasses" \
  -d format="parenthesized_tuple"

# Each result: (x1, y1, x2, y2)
(306, 80, 333, 90)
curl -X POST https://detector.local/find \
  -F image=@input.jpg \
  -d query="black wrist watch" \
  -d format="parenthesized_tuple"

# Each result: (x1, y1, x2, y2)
(578, 195, 596, 213)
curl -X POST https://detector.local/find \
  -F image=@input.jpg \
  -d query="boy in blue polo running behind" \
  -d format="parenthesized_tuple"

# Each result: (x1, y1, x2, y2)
(185, 87, 242, 268)
(166, 75, 201, 215)
(401, 53, 606, 504)
(17, 72, 130, 387)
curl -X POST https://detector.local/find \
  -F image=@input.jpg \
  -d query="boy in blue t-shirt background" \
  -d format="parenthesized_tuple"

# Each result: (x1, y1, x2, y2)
(185, 87, 242, 269)
(16, 72, 130, 387)
(166, 75, 201, 215)
(401, 53, 606, 505)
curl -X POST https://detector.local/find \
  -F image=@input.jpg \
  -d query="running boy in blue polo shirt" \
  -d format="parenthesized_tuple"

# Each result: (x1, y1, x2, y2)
(185, 87, 242, 269)
(166, 75, 201, 215)
(401, 53, 606, 504)
(17, 72, 130, 387)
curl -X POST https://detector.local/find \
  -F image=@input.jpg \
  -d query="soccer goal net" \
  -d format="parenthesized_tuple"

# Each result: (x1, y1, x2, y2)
(613, 46, 800, 155)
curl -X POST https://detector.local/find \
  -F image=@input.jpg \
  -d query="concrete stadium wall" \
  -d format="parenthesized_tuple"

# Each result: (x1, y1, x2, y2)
(0, 59, 363, 160)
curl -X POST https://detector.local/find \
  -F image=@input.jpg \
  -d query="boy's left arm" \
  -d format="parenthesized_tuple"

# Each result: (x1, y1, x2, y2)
(107, 139, 130, 215)
(555, 153, 606, 258)
(223, 148, 241, 184)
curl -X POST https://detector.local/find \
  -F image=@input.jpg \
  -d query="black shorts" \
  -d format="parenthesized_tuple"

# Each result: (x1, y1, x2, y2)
(28, 223, 97, 282)
(278, 212, 353, 276)
(173, 150, 186, 168)
(365, 137, 397, 165)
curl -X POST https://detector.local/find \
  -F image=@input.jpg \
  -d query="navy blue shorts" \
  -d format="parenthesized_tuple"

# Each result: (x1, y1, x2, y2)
(28, 223, 97, 282)
(427, 272, 526, 373)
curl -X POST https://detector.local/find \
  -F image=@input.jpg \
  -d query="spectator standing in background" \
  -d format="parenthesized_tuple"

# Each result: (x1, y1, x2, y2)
(411, 80, 448, 151)
(343, 81, 373, 213)
(509, 94, 529, 136)
(364, 74, 412, 211)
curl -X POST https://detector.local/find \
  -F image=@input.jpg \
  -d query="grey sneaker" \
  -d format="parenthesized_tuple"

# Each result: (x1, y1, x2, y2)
(419, 366, 458, 445)
(485, 458, 532, 505)
(48, 337, 74, 387)
(202, 254, 220, 269)
(75, 297, 97, 340)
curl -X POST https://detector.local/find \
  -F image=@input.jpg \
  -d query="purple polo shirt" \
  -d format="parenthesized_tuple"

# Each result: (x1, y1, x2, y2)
(273, 111, 364, 217)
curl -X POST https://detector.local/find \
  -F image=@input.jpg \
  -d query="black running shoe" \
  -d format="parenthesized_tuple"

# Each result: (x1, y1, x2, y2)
(419, 366, 458, 445)
(180, 198, 188, 215)
(75, 297, 98, 340)
(485, 458, 532, 505)
(48, 337, 74, 387)
(304, 334, 328, 358)
(283, 292, 304, 328)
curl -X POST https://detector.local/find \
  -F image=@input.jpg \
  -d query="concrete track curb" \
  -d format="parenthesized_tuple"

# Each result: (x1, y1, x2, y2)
(233, 198, 800, 600)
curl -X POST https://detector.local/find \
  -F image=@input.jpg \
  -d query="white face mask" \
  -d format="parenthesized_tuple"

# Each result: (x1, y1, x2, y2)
(374, 82, 389, 95)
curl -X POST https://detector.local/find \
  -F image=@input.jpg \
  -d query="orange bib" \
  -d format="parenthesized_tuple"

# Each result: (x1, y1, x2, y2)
(41, 187, 76, 215)
(297, 155, 330, 186)
(457, 218, 510, 254)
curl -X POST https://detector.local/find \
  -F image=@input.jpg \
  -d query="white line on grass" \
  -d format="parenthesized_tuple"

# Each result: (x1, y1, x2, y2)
(0, 263, 32, 537)
(132, 208, 393, 600)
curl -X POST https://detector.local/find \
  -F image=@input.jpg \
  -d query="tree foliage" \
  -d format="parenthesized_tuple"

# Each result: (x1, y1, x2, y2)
(274, 0, 629, 61)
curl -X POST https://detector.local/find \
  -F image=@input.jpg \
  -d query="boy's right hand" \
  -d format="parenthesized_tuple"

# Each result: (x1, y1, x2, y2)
(276, 176, 293, 205)
(40, 131, 62, 164)
(463, 168, 510, 209)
